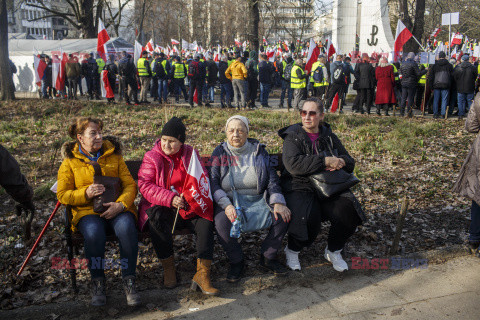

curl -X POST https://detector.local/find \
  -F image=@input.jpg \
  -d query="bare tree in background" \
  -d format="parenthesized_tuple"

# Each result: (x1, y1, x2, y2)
(25, 0, 98, 38)
(398, 0, 425, 52)
(104, 0, 133, 37)
(1, 0, 15, 100)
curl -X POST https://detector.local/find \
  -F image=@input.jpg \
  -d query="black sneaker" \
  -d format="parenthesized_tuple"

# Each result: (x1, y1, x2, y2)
(226, 260, 245, 283)
(259, 255, 288, 275)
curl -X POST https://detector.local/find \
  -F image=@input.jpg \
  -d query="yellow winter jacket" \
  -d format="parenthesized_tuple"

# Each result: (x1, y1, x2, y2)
(225, 60, 248, 80)
(57, 137, 137, 231)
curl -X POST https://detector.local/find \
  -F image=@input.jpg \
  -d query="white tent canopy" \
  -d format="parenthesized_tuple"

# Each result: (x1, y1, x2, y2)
(9, 37, 133, 57)
(9, 37, 133, 93)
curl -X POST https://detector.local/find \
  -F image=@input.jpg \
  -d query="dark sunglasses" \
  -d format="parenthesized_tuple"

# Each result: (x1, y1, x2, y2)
(300, 110, 318, 117)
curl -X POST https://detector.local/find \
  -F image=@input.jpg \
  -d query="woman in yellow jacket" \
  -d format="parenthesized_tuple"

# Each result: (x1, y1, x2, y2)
(225, 53, 248, 109)
(57, 117, 139, 307)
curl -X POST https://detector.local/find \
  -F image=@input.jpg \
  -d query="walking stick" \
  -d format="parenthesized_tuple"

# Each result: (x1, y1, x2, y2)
(170, 186, 181, 234)
(17, 201, 61, 277)
(171, 206, 181, 235)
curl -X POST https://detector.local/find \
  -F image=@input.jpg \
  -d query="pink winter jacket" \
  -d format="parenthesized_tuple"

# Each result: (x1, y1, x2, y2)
(137, 140, 207, 231)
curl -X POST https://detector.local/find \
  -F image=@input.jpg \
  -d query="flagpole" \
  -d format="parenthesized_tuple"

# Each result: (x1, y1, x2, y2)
(411, 35, 426, 52)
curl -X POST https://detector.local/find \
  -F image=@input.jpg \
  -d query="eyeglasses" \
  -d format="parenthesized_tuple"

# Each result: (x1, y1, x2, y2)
(300, 110, 317, 117)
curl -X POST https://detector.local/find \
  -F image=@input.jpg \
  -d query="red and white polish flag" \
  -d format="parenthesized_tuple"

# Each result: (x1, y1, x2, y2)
(171, 39, 180, 45)
(394, 20, 413, 61)
(182, 151, 214, 221)
(146, 39, 154, 52)
(33, 53, 46, 86)
(305, 38, 320, 74)
(97, 18, 110, 61)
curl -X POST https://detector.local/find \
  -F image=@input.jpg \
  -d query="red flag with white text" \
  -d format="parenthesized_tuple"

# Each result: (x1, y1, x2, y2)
(182, 151, 214, 221)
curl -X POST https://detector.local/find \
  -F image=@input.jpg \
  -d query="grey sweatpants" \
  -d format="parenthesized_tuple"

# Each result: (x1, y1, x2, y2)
(232, 79, 246, 108)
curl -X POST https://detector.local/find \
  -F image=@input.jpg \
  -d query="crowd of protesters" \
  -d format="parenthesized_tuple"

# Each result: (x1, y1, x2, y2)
(31, 46, 480, 118)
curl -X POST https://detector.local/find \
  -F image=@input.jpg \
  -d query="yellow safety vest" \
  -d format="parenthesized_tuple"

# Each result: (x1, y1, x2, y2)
(96, 58, 105, 74)
(137, 58, 149, 77)
(311, 61, 328, 87)
(291, 65, 306, 89)
(172, 62, 186, 79)
(418, 63, 428, 85)
(391, 64, 399, 81)
(150, 60, 156, 77)
(228, 60, 233, 67)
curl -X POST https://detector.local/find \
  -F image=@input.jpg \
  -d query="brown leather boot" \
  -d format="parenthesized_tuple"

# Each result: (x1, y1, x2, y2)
(191, 258, 219, 295)
(160, 256, 177, 289)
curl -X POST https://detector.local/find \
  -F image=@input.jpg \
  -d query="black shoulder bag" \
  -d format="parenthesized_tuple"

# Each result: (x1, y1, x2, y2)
(309, 137, 359, 199)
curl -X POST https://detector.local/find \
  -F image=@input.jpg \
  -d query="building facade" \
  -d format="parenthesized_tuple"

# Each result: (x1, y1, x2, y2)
(261, 0, 316, 42)
(7, 0, 70, 40)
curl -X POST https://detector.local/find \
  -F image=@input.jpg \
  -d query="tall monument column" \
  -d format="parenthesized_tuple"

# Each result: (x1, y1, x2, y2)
(358, 0, 394, 55)
(332, 0, 357, 54)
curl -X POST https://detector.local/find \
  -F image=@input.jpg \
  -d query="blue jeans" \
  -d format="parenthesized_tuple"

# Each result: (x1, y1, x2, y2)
(280, 79, 293, 107)
(433, 89, 449, 116)
(173, 78, 188, 101)
(158, 79, 169, 102)
(203, 83, 214, 102)
(260, 82, 272, 106)
(220, 82, 233, 106)
(41, 80, 49, 98)
(457, 93, 474, 116)
(470, 201, 480, 242)
(77, 212, 138, 279)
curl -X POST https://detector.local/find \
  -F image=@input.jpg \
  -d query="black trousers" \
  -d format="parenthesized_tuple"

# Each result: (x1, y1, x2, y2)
(247, 78, 258, 107)
(326, 83, 344, 110)
(313, 86, 327, 99)
(121, 76, 138, 103)
(285, 191, 362, 252)
(401, 86, 417, 114)
(148, 205, 214, 260)
(415, 85, 425, 109)
(189, 79, 204, 106)
(358, 88, 373, 111)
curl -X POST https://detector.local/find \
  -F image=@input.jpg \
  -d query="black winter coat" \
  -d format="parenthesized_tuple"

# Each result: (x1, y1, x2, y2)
(205, 60, 218, 84)
(428, 59, 454, 90)
(278, 123, 355, 193)
(0, 144, 33, 206)
(400, 60, 424, 88)
(454, 62, 478, 94)
(258, 60, 275, 84)
(218, 61, 230, 84)
(354, 62, 375, 89)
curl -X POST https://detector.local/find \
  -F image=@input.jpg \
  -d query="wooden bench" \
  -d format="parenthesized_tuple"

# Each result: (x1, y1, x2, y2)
(63, 154, 284, 292)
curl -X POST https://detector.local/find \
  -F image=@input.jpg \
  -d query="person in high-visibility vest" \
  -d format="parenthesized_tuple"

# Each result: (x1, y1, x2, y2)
(150, 52, 159, 101)
(172, 56, 188, 103)
(310, 55, 329, 99)
(291, 58, 307, 110)
(137, 50, 152, 103)
(415, 63, 428, 110)
(153, 52, 170, 104)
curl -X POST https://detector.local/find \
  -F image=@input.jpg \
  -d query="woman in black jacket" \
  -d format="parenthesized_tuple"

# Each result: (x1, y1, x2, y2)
(278, 97, 364, 272)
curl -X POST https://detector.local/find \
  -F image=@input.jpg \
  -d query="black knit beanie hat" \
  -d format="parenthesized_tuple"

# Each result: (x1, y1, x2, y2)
(161, 117, 186, 143)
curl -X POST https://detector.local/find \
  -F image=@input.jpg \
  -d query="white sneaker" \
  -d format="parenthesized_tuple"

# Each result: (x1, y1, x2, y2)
(284, 247, 301, 271)
(324, 247, 348, 272)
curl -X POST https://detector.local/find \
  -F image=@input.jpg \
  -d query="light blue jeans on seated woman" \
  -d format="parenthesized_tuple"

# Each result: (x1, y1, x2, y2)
(78, 211, 138, 279)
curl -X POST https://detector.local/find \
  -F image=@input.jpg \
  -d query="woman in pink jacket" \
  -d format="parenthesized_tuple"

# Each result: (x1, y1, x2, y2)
(137, 117, 218, 295)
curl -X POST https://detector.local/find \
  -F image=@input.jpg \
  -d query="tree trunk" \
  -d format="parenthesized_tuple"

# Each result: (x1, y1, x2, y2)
(188, 0, 194, 41)
(79, 0, 96, 38)
(206, 0, 212, 48)
(0, 0, 15, 101)
(400, 0, 425, 53)
(247, 0, 259, 52)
